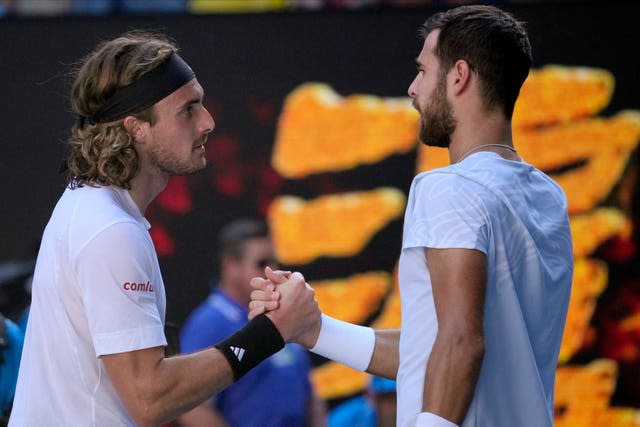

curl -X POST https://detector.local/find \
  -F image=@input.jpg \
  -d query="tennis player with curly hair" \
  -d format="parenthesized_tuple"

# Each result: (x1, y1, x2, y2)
(10, 31, 319, 427)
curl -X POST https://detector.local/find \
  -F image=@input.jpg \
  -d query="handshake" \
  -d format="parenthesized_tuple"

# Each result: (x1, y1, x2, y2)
(248, 267, 322, 348)
(247, 266, 377, 376)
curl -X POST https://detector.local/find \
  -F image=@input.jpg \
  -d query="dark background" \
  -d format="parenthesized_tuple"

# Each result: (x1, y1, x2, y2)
(2, 0, 640, 410)
(1, 1, 638, 328)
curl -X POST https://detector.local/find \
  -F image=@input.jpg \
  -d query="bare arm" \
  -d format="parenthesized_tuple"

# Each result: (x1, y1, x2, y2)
(422, 248, 486, 424)
(102, 270, 318, 427)
(102, 346, 233, 427)
(179, 401, 229, 427)
(367, 329, 400, 380)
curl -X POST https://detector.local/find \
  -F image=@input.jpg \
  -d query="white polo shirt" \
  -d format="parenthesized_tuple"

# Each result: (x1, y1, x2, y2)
(397, 152, 573, 427)
(10, 185, 167, 426)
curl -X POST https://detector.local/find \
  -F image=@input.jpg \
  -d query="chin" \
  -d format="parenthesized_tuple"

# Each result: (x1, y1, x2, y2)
(419, 133, 450, 148)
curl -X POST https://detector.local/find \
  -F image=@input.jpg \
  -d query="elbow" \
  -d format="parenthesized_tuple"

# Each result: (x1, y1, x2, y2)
(131, 409, 165, 427)
(463, 330, 484, 359)
(126, 392, 168, 427)
(462, 333, 485, 374)
(439, 328, 485, 368)
(129, 405, 162, 427)
(468, 336, 485, 368)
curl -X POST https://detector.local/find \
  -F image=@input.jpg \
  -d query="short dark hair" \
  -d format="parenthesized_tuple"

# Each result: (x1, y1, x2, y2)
(420, 5, 532, 119)
(217, 219, 269, 262)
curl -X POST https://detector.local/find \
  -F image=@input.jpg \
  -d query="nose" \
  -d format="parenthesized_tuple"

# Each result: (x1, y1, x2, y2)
(407, 75, 418, 98)
(201, 106, 215, 134)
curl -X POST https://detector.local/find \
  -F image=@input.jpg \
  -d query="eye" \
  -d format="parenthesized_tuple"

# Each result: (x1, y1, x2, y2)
(182, 103, 199, 118)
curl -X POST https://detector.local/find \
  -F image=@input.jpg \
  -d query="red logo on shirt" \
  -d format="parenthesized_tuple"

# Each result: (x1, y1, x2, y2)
(123, 281, 154, 292)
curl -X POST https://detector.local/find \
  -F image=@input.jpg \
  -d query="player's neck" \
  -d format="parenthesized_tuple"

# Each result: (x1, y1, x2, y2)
(127, 168, 170, 214)
(448, 113, 513, 164)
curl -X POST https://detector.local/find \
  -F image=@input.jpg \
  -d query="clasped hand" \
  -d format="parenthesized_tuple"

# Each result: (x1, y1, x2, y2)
(248, 267, 321, 348)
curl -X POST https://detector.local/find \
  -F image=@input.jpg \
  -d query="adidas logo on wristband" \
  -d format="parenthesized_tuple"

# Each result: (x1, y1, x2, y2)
(230, 346, 245, 361)
(215, 315, 284, 380)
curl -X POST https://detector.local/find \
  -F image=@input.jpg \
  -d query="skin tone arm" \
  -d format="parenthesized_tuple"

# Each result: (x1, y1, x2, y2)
(102, 346, 232, 427)
(102, 271, 319, 427)
(250, 249, 486, 425)
(249, 270, 400, 380)
(422, 248, 486, 424)
(367, 329, 400, 380)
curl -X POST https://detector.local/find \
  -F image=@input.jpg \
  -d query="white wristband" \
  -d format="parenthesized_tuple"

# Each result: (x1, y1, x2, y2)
(309, 314, 375, 372)
(415, 412, 458, 427)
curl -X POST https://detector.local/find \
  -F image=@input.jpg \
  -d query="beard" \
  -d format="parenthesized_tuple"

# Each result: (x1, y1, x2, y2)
(146, 140, 207, 176)
(418, 74, 456, 148)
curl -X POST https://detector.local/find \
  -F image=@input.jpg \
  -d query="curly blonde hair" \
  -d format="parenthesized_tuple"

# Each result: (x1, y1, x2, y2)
(66, 31, 177, 189)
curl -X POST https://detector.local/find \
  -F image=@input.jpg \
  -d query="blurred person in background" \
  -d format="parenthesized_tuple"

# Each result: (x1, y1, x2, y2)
(0, 313, 24, 426)
(180, 219, 326, 427)
(328, 376, 396, 427)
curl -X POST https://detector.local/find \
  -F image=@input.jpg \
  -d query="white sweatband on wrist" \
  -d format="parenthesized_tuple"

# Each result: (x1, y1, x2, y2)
(310, 314, 375, 372)
(415, 412, 458, 427)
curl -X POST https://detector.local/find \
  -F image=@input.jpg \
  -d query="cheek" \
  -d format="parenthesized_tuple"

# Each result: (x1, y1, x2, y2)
(155, 122, 191, 142)
(421, 78, 434, 97)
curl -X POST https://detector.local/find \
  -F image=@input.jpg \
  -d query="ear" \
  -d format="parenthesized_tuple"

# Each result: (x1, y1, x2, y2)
(122, 115, 148, 143)
(450, 59, 472, 96)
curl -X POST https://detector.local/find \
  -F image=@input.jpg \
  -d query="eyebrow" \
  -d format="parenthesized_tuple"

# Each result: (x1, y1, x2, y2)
(179, 96, 202, 111)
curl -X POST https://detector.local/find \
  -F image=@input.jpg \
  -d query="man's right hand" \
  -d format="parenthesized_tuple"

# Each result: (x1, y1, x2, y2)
(249, 267, 321, 349)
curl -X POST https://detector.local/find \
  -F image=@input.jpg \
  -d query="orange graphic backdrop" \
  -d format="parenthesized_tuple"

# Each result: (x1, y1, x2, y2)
(268, 66, 640, 426)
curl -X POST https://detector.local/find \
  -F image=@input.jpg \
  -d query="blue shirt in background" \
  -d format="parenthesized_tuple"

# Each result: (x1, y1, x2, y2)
(180, 289, 312, 427)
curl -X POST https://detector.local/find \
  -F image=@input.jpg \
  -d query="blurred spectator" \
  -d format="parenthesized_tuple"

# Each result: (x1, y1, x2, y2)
(0, 261, 33, 325)
(0, 0, 565, 17)
(328, 376, 397, 427)
(294, 0, 378, 10)
(189, 0, 290, 13)
(13, 0, 69, 16)
(179, 219, 326, 427)
(0, 261, 31, 423)
(6, 0, 186, 16)
(0, 0, 11, 17)
(69, 0, 115, 15)
(121, 0, 186, 14)
(0, 314, 24, 424)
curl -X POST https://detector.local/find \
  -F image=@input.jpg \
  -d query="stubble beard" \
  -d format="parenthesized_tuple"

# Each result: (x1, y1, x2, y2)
(419, 75, 456, 148)
(147, 140, 207, 177)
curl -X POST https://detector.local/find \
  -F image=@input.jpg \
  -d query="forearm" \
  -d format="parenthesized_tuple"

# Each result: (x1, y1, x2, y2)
(421, 331, 484, 425)
(126, 348, 234, 426)
(104, 315, 284, 426)
(366, 329, 400, 379)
